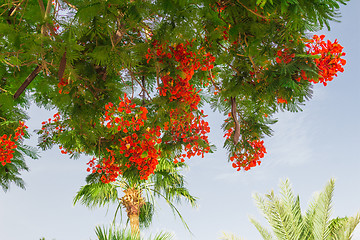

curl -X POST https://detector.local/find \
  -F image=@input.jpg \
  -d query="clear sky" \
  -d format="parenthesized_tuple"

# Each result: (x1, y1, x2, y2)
(1, 1, 359, 240)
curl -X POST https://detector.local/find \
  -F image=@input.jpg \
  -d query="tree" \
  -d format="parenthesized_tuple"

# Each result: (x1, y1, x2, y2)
(1, 0, 349, 188)
(0, 118, 38, 191)
(73, 159, 196, 235)
(226, 179, 360, 240)
(0, 0, 351, 238)
(94, 225, 174, 240)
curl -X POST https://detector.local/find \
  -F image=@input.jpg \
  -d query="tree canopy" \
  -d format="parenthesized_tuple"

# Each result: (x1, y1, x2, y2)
(0, 0, 348, 189)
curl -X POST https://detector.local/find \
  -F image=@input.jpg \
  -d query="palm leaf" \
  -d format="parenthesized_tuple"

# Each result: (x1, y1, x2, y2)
(311, 179, 335, 240)
(249, 217, 274, 240)
(73, 181, 119, 208)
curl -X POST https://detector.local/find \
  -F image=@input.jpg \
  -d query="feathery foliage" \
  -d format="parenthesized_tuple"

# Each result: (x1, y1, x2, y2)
(1, 0, 349, 189)
(249, 179, 360, 240)
(94, 225, 174, 240)
(74, 160, 196, 231)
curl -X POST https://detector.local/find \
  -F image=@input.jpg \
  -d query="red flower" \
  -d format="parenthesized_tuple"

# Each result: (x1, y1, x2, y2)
(0, 121, 27, 166)
(302, 35, 346, 86)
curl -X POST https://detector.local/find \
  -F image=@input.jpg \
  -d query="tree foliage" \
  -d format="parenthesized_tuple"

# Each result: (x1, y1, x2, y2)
(74, 160, 196, 232)
(0, 0, 349, 188)
(248, 179, 360, 240)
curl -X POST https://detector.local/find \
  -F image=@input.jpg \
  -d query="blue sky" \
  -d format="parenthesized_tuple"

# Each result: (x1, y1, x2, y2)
(1, 1, 359, 239)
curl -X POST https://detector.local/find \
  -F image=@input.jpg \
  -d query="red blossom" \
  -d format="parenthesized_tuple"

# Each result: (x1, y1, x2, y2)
(91, 94, 162, 182)
(147, 41, 212, 164)
(0, 121, 27, 166)
(303, 35, 346, 86)
(229, 140, 267, 171)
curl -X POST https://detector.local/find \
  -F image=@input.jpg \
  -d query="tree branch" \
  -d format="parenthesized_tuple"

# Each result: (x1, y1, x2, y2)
(14, 65, 41, 99)
(62, 0, 78, 11)
(129, 70, 152, 101)
(58, 51, 67, 81)
(230, 97, 240, 144)
(9, 0, 25, 16)
(236, 0, 268, 19)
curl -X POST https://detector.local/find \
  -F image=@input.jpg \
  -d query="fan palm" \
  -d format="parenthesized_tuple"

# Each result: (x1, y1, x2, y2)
(74, 159, 196, 236)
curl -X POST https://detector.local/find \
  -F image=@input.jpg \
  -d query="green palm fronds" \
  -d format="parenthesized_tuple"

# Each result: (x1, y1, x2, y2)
(249, 178, 360, 240)
(74, 160, 197, 231)
(73, 180, 119, 209)
(220, 232, 245, 240)
(94, 226, 174, 240)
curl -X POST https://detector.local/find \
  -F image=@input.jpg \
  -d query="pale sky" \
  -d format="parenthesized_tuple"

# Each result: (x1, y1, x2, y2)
(1, 1, 360, 240)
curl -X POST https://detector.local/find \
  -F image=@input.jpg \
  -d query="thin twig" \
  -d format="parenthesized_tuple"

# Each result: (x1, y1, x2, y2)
(228, 63, 241, 75)
(9, 0, 25, 16)
(236, 0, 268, 19)
(62, 0, 78, 10)
(242, 33, 258, 77)
(208, 69, 220, 91)
(0, 86, 8, 93)
(155, 62, 160, 88)
(129, 69, 152, 101)
(218, 42, 230, 52)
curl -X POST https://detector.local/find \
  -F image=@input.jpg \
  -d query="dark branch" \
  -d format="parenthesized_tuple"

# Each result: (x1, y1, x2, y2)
(13, 65, 41, 99)
(58, 51, 67, 81)
(230, 97, 240, 144)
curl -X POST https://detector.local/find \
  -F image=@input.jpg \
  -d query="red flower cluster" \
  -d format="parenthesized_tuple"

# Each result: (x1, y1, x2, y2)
(0, 121, 27, 166)
(210, 1, 227, 13)
(277, 97, 288, 104)
(87, 151, 121, 183)
(104, 94, 148, 132)
(89, 94, 162, 181)
(58, 78, 69, 94)
(41, 113, 72, 154)
(146, 41, 213, 164)
(165, 109, 211, 163)
(276, 48, 295, 64)
(41, 112, 62, 132)
(146, 41, 215, 110)
(230, 140, 267, 171)
(303, 35, 346, 86)
(224, 115, 266, 170)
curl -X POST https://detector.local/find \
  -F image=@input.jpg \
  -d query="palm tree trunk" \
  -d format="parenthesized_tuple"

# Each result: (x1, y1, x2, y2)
(121, 187, 144, 236)
(129, 213, 140, 235)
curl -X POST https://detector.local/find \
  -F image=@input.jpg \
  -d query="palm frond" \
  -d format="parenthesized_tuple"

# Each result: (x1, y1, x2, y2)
(139, 202, 154, 229)
(278, 179, 304, 239)
(311, 179, 335, 240)
(250, 178, 359, 240)
(331, 212, 360, 240)
(73, 182, 119, 208)
(151, 188, 193, 234)
(220, 231, 245, 240)
(94, 226, 139, 240)
(148, 231, 174, 240)
(253, 190, 294, 240)
(248, 217, 274, 240)
(112, 201, 123, 226)
(345, 212, 360, 240)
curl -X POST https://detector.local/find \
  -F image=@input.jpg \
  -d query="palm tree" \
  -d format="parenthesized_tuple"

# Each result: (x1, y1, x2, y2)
(73, 159, 196, 236)
(221, 179, 360, 240)
(219, 232, 244, 240)
(94, 225, 174, 240)
(250, 178, 360, 240)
